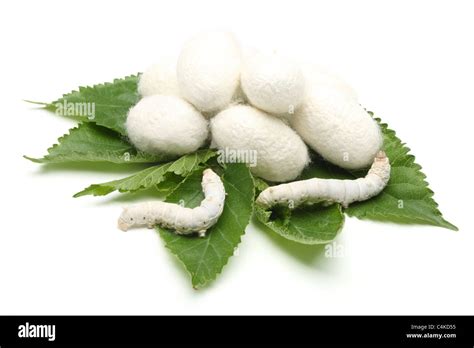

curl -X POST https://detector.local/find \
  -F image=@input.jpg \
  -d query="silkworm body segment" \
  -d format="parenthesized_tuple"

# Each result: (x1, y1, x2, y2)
(118, 169, 225, 236)
(256, 151, 390, 209)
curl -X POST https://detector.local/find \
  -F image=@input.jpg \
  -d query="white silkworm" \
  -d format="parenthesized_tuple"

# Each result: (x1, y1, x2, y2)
(256, 151, 391, 209)
(118, 169, 225, 237)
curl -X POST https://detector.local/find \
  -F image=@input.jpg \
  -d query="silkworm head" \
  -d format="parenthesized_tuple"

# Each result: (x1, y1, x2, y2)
(375, 151, 387, 161)
(118, 207, 147, 231)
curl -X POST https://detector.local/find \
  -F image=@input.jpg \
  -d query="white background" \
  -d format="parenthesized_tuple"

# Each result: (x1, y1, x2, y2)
(0, 0, 472, 315)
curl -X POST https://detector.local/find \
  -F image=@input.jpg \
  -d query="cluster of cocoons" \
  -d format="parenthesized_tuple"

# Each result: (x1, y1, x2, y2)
(127, 30, 384, 183)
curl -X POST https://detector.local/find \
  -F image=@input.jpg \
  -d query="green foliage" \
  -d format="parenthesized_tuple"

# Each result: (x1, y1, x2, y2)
(74, 150, 216, 197)
(256, 113, 457, 241)
(345, 116, 457, 231)
(45, 75, 139, 135)
(26, 72, 458, 288)
(158, 164, 254, 288)
(25, 123, 166, 164)
(255, 203, 345, 244)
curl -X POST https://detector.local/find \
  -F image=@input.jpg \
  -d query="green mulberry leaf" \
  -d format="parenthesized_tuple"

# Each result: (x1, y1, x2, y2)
(345, 115, 457, 231)
(74, 149, 216, 197)
(158, 163, 254, 288)
(255, 203, 344, 245)
(42, 75, 139, 135)
(24, 123, 167, 164)
(255, 113, 457, 243)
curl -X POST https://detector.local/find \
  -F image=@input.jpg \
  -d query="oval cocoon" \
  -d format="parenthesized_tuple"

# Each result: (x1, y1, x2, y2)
(138, 58, 181, 97)
(211, 105, 309, 182)
(177, 31, 241, 113)
(241, 51, 305, 115)
(126, 95, 209, 156)
(291, 89, 383, 170)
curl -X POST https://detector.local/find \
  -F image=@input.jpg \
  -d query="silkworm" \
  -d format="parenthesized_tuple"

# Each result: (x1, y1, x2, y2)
(256, 151, 390, 209)
(118, 169, 225, 236)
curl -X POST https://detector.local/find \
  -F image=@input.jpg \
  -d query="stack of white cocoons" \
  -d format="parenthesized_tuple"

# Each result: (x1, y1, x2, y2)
(126, 30, 383, 183)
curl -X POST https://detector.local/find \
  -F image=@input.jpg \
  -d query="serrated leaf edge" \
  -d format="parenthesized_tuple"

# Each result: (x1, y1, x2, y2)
(255, 203, 345, 245)
(159, 165, 255, 289)
(346, 116, 458, 231)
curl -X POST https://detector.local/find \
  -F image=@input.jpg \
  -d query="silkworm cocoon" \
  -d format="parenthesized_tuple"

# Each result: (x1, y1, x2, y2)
(118, 169, 225, 236)
(177, 31, 241, 113)
(211, 105, 310, 182)
(241, 50, 305, 115)
(290, 88, 383, 169)
(257, 151, 390, 209)
(203, 85, 250, 120)
(126, 95, 209, 156)
(138, 58, 181, 97)
(302, 64, 357, 100)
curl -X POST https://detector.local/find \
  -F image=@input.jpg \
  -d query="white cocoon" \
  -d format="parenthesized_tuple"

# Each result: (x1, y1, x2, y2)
(177, 31, 241, 113)
(138, 58, 181, 97)
(291, 89, 383, 170)
(126, 95, 209, 156)
(302, 64, 358, 100)
(241, 50, 305, 115)
(211, 105, 310, 182)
